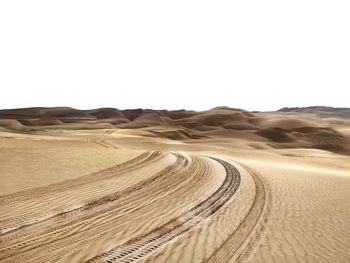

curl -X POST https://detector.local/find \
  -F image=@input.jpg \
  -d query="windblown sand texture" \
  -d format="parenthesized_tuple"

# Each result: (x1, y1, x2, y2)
(0, 106, 349, 262)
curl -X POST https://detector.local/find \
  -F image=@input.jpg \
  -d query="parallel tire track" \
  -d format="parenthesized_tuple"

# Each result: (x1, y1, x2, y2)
(0, 151, 159, 205)
(93, 130, 119, 149)
(0, 153, 190, 261)
(86, 157, 241, 263)
(206, 164, 271, 263)
(0, 151, 164, 236)
(0, 153, 186, 236)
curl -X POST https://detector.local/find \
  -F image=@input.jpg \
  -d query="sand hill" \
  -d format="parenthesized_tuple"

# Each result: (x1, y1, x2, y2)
(0, 106, 349, 262)
(1, 106, 349, 154)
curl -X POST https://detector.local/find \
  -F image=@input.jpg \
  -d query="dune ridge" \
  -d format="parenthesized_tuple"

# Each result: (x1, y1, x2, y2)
(0, 106, 349, 262)
(1, 106, 349, 154)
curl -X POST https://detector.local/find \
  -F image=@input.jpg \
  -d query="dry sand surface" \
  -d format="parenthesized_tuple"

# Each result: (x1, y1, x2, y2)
(0, 106, 349, 262)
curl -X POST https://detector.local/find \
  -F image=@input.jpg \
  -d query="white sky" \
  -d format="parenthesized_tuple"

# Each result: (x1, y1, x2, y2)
(0, 1, 349, 111)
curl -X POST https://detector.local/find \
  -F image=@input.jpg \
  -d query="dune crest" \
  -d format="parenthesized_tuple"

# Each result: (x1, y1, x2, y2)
(1, 106, 349, 154)
(0, 106, 349, 262)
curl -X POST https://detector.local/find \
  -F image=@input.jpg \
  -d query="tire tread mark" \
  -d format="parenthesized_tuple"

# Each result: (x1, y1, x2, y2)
(93, 130, 119, 149)
(205, 164, 271, 263)
(235, 166, 271, 263)
(0, 152, 164, 235)
(0, 151, 156, 205)
(86, 156, 241, 263)
(0, 153, 189, 258)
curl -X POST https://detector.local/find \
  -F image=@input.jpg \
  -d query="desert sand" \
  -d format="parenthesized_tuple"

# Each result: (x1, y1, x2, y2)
(0, 106, 349, 262)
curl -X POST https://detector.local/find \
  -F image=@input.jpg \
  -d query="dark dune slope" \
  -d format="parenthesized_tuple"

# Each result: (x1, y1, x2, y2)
(0, 106, 349, 154)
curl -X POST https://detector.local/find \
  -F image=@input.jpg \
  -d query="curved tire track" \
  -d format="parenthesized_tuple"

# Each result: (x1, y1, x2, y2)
(206, 164, 271, 263)
(0, 151, 160, 205)
(0, 151, 165, 235)
(0, 153, 190, 260)
(86, 157, 241, 263)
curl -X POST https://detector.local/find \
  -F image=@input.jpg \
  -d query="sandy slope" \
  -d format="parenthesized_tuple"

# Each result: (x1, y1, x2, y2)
(0, 107, 349, 262)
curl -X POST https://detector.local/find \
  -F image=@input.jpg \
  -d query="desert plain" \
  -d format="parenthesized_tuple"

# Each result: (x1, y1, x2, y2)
(0, 106, 349, 263)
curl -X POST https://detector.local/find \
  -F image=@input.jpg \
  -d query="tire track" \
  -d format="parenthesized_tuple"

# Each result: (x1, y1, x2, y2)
(0, 151, 159, 205)
(86, 157, 241, 263)
(93, 140, 117, 149)
(0, 151, 164, 236)
(205, 164, 271, 263)
(0, 153, 191, 261)
(0, 153, 186, 236)
(93, 130, 119, 149)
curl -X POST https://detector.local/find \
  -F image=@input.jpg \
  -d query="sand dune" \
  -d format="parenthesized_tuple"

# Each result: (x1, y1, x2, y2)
(2, 106, 349, 153)
(0, 106, 349, 262)
(0, 119, 28, 131)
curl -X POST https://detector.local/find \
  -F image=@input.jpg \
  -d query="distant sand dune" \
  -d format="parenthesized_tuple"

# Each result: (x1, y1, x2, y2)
(0, 106, 349, 262)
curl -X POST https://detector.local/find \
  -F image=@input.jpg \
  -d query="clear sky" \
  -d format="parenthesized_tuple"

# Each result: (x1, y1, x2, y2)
(0, 1, 349, 111)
